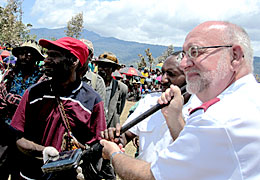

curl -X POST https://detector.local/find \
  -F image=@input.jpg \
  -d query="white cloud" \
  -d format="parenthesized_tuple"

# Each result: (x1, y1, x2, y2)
(75, 0, 86, 7)
(30, 0, 260, 55)
(0, 0, 7, 5)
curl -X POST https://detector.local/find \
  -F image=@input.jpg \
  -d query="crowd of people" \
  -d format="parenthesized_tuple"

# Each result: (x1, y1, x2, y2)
(86, 58, 164, 102)
(125, 67, 163, 102)
(0, 20, 259, 180)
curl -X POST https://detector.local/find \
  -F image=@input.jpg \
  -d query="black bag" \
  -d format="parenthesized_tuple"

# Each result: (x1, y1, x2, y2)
(81, 143, 116, 180)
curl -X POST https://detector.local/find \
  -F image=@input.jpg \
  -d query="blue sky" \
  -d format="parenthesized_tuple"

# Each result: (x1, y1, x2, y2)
(1, 0, 260, 56)
(21, 0, 34, 24)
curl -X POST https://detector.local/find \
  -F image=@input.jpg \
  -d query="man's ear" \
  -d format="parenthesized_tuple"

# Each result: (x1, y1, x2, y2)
(230, 45, 244, 71)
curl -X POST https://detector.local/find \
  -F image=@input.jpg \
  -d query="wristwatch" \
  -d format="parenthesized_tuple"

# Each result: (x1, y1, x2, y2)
(110, 151, 123, 165)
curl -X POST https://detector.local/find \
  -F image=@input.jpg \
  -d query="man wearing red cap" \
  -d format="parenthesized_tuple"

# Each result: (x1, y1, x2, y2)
(10, 37, 106, 179)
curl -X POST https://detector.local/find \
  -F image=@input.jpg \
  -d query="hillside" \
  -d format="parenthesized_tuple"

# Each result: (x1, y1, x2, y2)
(30, 28, 259, 74)
(30, 28, 174, 66)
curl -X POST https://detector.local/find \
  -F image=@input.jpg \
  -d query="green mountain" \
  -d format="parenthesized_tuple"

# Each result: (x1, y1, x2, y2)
(30, 28, 181, 66)
(30, 27, 260, 74)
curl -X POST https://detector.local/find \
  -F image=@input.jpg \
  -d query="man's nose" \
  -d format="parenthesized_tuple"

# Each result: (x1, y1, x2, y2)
(20, 54, 26, 59)
(179, 56, 194, 71)
(161, 73, 168, 84)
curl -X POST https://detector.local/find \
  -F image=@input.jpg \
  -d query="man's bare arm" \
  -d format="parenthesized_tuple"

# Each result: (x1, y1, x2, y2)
(113, 153, 155, 180)
(100, 139, 155, 180)
(16, 137, 45, 159)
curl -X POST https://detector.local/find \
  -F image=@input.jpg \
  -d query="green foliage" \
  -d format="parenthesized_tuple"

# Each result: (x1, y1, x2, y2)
(145, 48, 154, 71)
(137, 48, 155, 70)
(137, 45, 176, 70)
(156, 44, 175, 63)
(0, 0, 31, 46)
(137, 54, 146, 68)
(65, 12, 83, 38)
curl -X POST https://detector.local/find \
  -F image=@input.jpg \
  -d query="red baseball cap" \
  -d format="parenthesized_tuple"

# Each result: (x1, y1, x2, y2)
(39, 37, 89, 66)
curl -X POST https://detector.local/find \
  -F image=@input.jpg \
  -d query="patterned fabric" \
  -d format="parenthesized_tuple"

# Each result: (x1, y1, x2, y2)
(9, 68, 43, 96)
(0, 67, 43, 123)
(0, 84, 21, 106)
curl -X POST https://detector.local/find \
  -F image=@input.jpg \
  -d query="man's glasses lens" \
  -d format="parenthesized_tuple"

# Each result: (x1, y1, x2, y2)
(177, 52, 185, 61)
(188, 46, 199, 58)
(178, 45, 232, 60)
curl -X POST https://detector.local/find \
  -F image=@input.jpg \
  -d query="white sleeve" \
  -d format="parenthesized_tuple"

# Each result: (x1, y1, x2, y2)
(123, 94, 160, 136)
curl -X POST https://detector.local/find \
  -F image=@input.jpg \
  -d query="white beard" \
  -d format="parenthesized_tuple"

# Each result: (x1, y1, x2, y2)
(186, 54, 230, 94)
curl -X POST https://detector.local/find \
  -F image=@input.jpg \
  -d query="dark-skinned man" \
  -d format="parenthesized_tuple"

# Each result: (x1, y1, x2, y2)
(10, 37, 106, 179)
(95, 52, 128, 128)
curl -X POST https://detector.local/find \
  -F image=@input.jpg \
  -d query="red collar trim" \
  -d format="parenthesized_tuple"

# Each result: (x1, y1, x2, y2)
(189, 97, 220, 115)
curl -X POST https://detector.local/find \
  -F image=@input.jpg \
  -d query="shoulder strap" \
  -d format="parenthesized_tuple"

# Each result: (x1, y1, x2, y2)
(56, 96, 85, 149)
(56, 96, 71, 132)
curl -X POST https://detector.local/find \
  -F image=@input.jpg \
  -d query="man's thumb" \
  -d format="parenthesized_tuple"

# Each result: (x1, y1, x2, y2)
(100, 139, 107, 146)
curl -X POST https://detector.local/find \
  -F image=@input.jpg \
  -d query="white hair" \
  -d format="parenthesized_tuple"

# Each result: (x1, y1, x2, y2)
(222, 22, 254, 72)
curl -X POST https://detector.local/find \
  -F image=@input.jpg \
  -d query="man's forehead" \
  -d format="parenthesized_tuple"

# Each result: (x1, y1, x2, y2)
(163, 58, 181, 70)
(165, 56, 178, 65)
(184, 26, 224, 47)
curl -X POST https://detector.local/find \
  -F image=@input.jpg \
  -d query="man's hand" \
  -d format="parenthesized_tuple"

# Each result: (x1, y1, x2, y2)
(76, 162, 85, 180)
(158, 85, 185, 140)
(100, 140, 154, 180)
(100, 123, 126, 146)
(42, 146, 59, 164)
(100, 139, 124, 160)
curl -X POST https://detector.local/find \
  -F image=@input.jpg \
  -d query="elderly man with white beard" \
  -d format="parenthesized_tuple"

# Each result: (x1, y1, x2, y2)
(100, 21, 260, 180)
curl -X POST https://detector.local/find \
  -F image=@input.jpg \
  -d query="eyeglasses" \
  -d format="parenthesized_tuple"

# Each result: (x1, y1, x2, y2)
(178, 45, 232, 60)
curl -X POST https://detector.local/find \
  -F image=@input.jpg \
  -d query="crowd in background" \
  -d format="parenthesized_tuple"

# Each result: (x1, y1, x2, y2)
(84, 57, 164, 102)
(125, 67, 162, 101)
